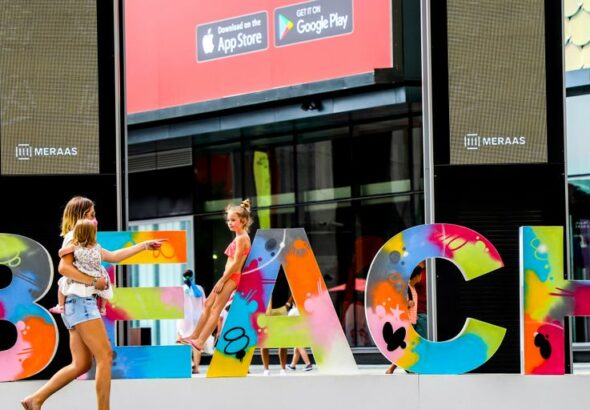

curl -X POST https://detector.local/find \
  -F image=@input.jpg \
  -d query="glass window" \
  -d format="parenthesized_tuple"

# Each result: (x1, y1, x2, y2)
(304, 201, 354, 287)
(129, 167, 194, 220)
(128, 105, 425, 350)
(194, 142, 242, 213)
(303, 202, 357, 345)
(244, 135, 295, 213)
(193, 211, 231, 292)
(353, 120, 412, 196)
(297, 127, 352, 202)
(569, 179, 590, 343)
(566, 86, 590, 177)
(358, 195, 416, 236)
(411, 118, 424, 191)
(248, 206, 297, 232)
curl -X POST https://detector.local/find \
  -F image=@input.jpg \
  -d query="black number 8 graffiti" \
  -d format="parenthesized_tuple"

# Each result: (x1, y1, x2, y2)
(222, 327, 250, 361)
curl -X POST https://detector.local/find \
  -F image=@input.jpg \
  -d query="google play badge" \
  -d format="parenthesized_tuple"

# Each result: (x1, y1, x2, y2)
(278, 14, 294, 39)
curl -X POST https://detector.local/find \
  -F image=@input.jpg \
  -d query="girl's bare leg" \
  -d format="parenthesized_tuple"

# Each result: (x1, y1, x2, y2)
(279, 348, 287, 369)
(192, 281, 236, 369)
(191, 349, 200, 374)
(22, 329, 92, 409)
(297, 348, 311, 366)
(188, 293, 217, 340)
(290, 349, 301, 367)
(75, 319, 113, 410)
(261, 348, 270, 370)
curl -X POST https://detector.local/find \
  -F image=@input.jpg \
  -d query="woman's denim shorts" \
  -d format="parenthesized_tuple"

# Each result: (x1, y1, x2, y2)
(61, 294, 101, 330)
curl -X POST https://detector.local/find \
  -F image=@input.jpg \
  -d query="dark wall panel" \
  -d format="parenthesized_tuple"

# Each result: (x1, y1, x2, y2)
(0, 0, 121, 379)
(431, 0, 567, 373)
(0, 175, 118, 378)
(434, 165, 566, 373)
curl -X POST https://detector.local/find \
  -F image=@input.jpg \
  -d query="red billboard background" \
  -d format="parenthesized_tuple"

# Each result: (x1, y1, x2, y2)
(125, 0, 393, 114)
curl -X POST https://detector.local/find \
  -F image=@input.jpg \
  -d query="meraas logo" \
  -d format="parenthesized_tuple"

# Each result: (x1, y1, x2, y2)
(15, 144, 33, 160)
(15, 143, 78, 159)
(463, 133, 526, 150)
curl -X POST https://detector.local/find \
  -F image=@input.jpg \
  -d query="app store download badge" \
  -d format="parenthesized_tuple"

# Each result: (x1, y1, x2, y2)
(196, 11, 268, 62)
(275, 0, 354, 47)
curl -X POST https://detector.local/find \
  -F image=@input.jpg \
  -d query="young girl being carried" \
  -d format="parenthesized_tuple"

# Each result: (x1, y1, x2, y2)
(183, 199, 252, 373)
(50, 219, 113, 315)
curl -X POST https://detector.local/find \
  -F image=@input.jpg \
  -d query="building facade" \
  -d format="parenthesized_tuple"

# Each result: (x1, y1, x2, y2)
(123, 0, 580, 371)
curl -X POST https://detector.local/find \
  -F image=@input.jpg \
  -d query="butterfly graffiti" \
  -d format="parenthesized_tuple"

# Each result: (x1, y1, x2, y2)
(382, 322, 407, 352)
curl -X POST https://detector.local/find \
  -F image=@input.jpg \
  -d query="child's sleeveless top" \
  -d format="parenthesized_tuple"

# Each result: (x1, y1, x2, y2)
(60, 239, 112, 299)
(73, 245, 104, 278)
(224, 238, 250, 258)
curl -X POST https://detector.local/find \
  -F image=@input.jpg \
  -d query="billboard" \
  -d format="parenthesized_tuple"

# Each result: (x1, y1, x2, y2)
(0, 0, 100, 175)
(125, 0, 393, 114)
(447, 0, 548, 164)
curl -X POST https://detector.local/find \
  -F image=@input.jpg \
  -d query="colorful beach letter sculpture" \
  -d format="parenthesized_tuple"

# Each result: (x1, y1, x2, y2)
(96, 231, 190, 379)
(0, 234, 58, 381)
(521, 226, 590, 375)
(207, 228, 357, 377)
(3, 224, 586, 380)
(0, 231, 189, 381)
(365, 224, 507, 373)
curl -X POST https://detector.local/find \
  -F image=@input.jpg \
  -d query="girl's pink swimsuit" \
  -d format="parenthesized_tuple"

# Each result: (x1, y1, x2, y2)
(224, 239, 250, 287)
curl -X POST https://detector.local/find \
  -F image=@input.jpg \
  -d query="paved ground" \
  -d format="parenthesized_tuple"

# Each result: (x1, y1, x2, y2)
(191, 362, 590, 376)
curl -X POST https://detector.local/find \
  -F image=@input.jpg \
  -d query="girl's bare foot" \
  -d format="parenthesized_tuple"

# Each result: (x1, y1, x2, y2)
(20, 396, 40, 410)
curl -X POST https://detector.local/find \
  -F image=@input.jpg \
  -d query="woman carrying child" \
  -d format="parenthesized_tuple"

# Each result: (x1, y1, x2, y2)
(21, 196, 163, 410)
(50, 219, 113, 316)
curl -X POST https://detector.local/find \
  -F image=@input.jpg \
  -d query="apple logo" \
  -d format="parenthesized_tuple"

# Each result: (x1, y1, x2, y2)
(202, 28, 215, 54)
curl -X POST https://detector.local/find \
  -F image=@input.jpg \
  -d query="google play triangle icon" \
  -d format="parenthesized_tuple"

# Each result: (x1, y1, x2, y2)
(278, 14, 294, 40)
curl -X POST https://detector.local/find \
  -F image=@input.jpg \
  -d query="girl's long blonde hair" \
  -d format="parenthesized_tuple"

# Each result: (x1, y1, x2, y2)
(225, 199, 253, 232)
(61, 196, 94, 237)
(72, 219, 97, 248)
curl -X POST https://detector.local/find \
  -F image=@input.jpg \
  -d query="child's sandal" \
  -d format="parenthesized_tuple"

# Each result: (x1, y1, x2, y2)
(48, 305, 64, 314)
(182, 338, 203, 352)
